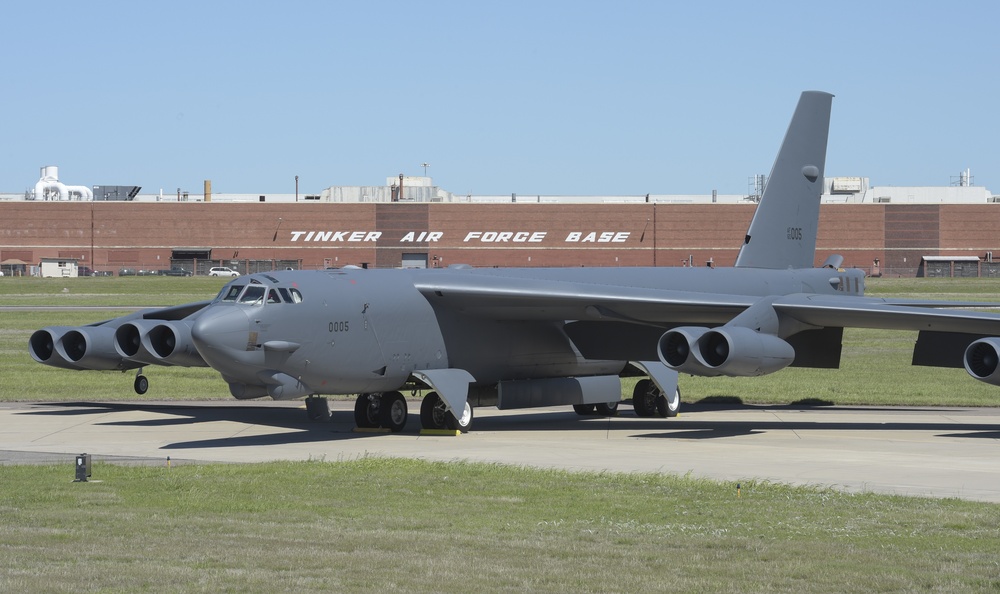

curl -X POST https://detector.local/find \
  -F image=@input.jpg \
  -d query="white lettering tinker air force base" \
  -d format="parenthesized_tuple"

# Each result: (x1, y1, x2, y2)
(288, 231, 631, 243)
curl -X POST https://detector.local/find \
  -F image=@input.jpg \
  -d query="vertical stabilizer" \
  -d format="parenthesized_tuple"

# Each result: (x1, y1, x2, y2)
(734, 91, 833, 269)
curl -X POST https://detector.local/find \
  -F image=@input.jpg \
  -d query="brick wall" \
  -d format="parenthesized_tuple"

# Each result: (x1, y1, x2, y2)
(2, 201, 1000, 275)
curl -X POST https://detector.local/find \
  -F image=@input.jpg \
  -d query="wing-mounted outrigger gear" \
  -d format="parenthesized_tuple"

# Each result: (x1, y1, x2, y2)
(627, 361, 680, 417)
(411, 368, 475, 432)
(133, 368, 148, 394)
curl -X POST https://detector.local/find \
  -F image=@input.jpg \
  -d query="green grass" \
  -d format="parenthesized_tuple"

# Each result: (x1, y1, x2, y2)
(2, 459, 999, 593)
(865, 276, 1000, 299)
(0, 275, 227, 306)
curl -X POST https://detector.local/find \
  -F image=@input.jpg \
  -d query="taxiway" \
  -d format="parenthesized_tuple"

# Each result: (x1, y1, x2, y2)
(1, 400, 998, 502)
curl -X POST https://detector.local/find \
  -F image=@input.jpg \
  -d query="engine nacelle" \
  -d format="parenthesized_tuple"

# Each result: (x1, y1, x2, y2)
(658, 326, 795, 377)
(114, 320, 162, 364)
(142, 321, 207, 367)
(658, 327, 718, 376)
(694, 327, 795, 377)
(115, 320, 204, 366)
(964, 337, 1000, 386)
(30, 326, 87, 370)
(29, 325, 139, 371)
(55, 325, 136, 371)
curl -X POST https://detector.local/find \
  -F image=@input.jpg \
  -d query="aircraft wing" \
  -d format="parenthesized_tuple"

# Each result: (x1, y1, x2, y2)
(416, 273, 1000, 332)
(416, 273, 1000, 374)
(414, 273, 758, 325)
(773, 294, 1000, 334)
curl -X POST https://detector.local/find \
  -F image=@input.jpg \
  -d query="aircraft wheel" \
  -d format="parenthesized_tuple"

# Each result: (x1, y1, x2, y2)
(134, 374, 149, 395)
(632, 379, 657, 417)
(595, 401, 619, 416)
(354, 393, 380, 428)
(446, 401, 474, 433)
(380, 392, 407, 433)
(572, 404, 596, 416)
(658, 386, 681, 418)
(420, 392, 450, 430)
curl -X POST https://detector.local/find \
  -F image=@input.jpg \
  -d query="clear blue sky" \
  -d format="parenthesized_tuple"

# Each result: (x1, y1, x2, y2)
(2, 1, 997, 196)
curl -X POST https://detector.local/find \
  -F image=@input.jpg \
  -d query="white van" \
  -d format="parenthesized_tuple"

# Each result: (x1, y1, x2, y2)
(208, 267, 240, 277)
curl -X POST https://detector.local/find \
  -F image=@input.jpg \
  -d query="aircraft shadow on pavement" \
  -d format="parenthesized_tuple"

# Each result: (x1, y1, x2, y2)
(19, 402, 1000, 448)
(21, 402, 369, 449)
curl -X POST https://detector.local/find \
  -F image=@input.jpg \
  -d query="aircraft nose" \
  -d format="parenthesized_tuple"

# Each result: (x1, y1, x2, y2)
(191, 306, 252, 364)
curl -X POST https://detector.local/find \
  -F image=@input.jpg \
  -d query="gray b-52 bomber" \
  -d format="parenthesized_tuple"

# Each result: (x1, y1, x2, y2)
(29, 91, 1000, 433)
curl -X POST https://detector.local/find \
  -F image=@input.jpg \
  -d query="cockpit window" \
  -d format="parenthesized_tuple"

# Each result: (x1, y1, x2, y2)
(221, 285, 245, 302)
(239, 285, 267, 305)
(220, 281, 301, 306)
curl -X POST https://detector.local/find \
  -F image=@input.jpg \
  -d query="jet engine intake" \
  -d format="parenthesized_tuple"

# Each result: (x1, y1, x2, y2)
(30, 326, 87, 370)
(143, 322, 207, 367)
(114, 320, 160, 364)
(657, 327, 717, 376)
(964, 337, 1000, 386)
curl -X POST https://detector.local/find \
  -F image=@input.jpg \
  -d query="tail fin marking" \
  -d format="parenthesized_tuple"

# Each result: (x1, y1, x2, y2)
(734, 91, 833, 270)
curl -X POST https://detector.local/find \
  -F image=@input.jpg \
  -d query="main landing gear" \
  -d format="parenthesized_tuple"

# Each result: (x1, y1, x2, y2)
(354, 392, 408, 433)
(572, 402, 619, 416)
(311, 392, 473, 433)
(571, 380, 680, 419)
(354, 392, 474, 433)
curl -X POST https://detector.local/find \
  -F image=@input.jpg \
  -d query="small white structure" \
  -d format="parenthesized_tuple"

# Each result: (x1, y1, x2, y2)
(40, 257, 78, 278)
(33, 166, 93, 201)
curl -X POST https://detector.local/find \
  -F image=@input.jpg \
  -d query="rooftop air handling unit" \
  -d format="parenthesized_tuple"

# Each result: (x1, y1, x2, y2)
(33, 165, 94, 201)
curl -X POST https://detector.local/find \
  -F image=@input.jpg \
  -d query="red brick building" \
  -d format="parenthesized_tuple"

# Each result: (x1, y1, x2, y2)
(2, 201, 999, 277)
